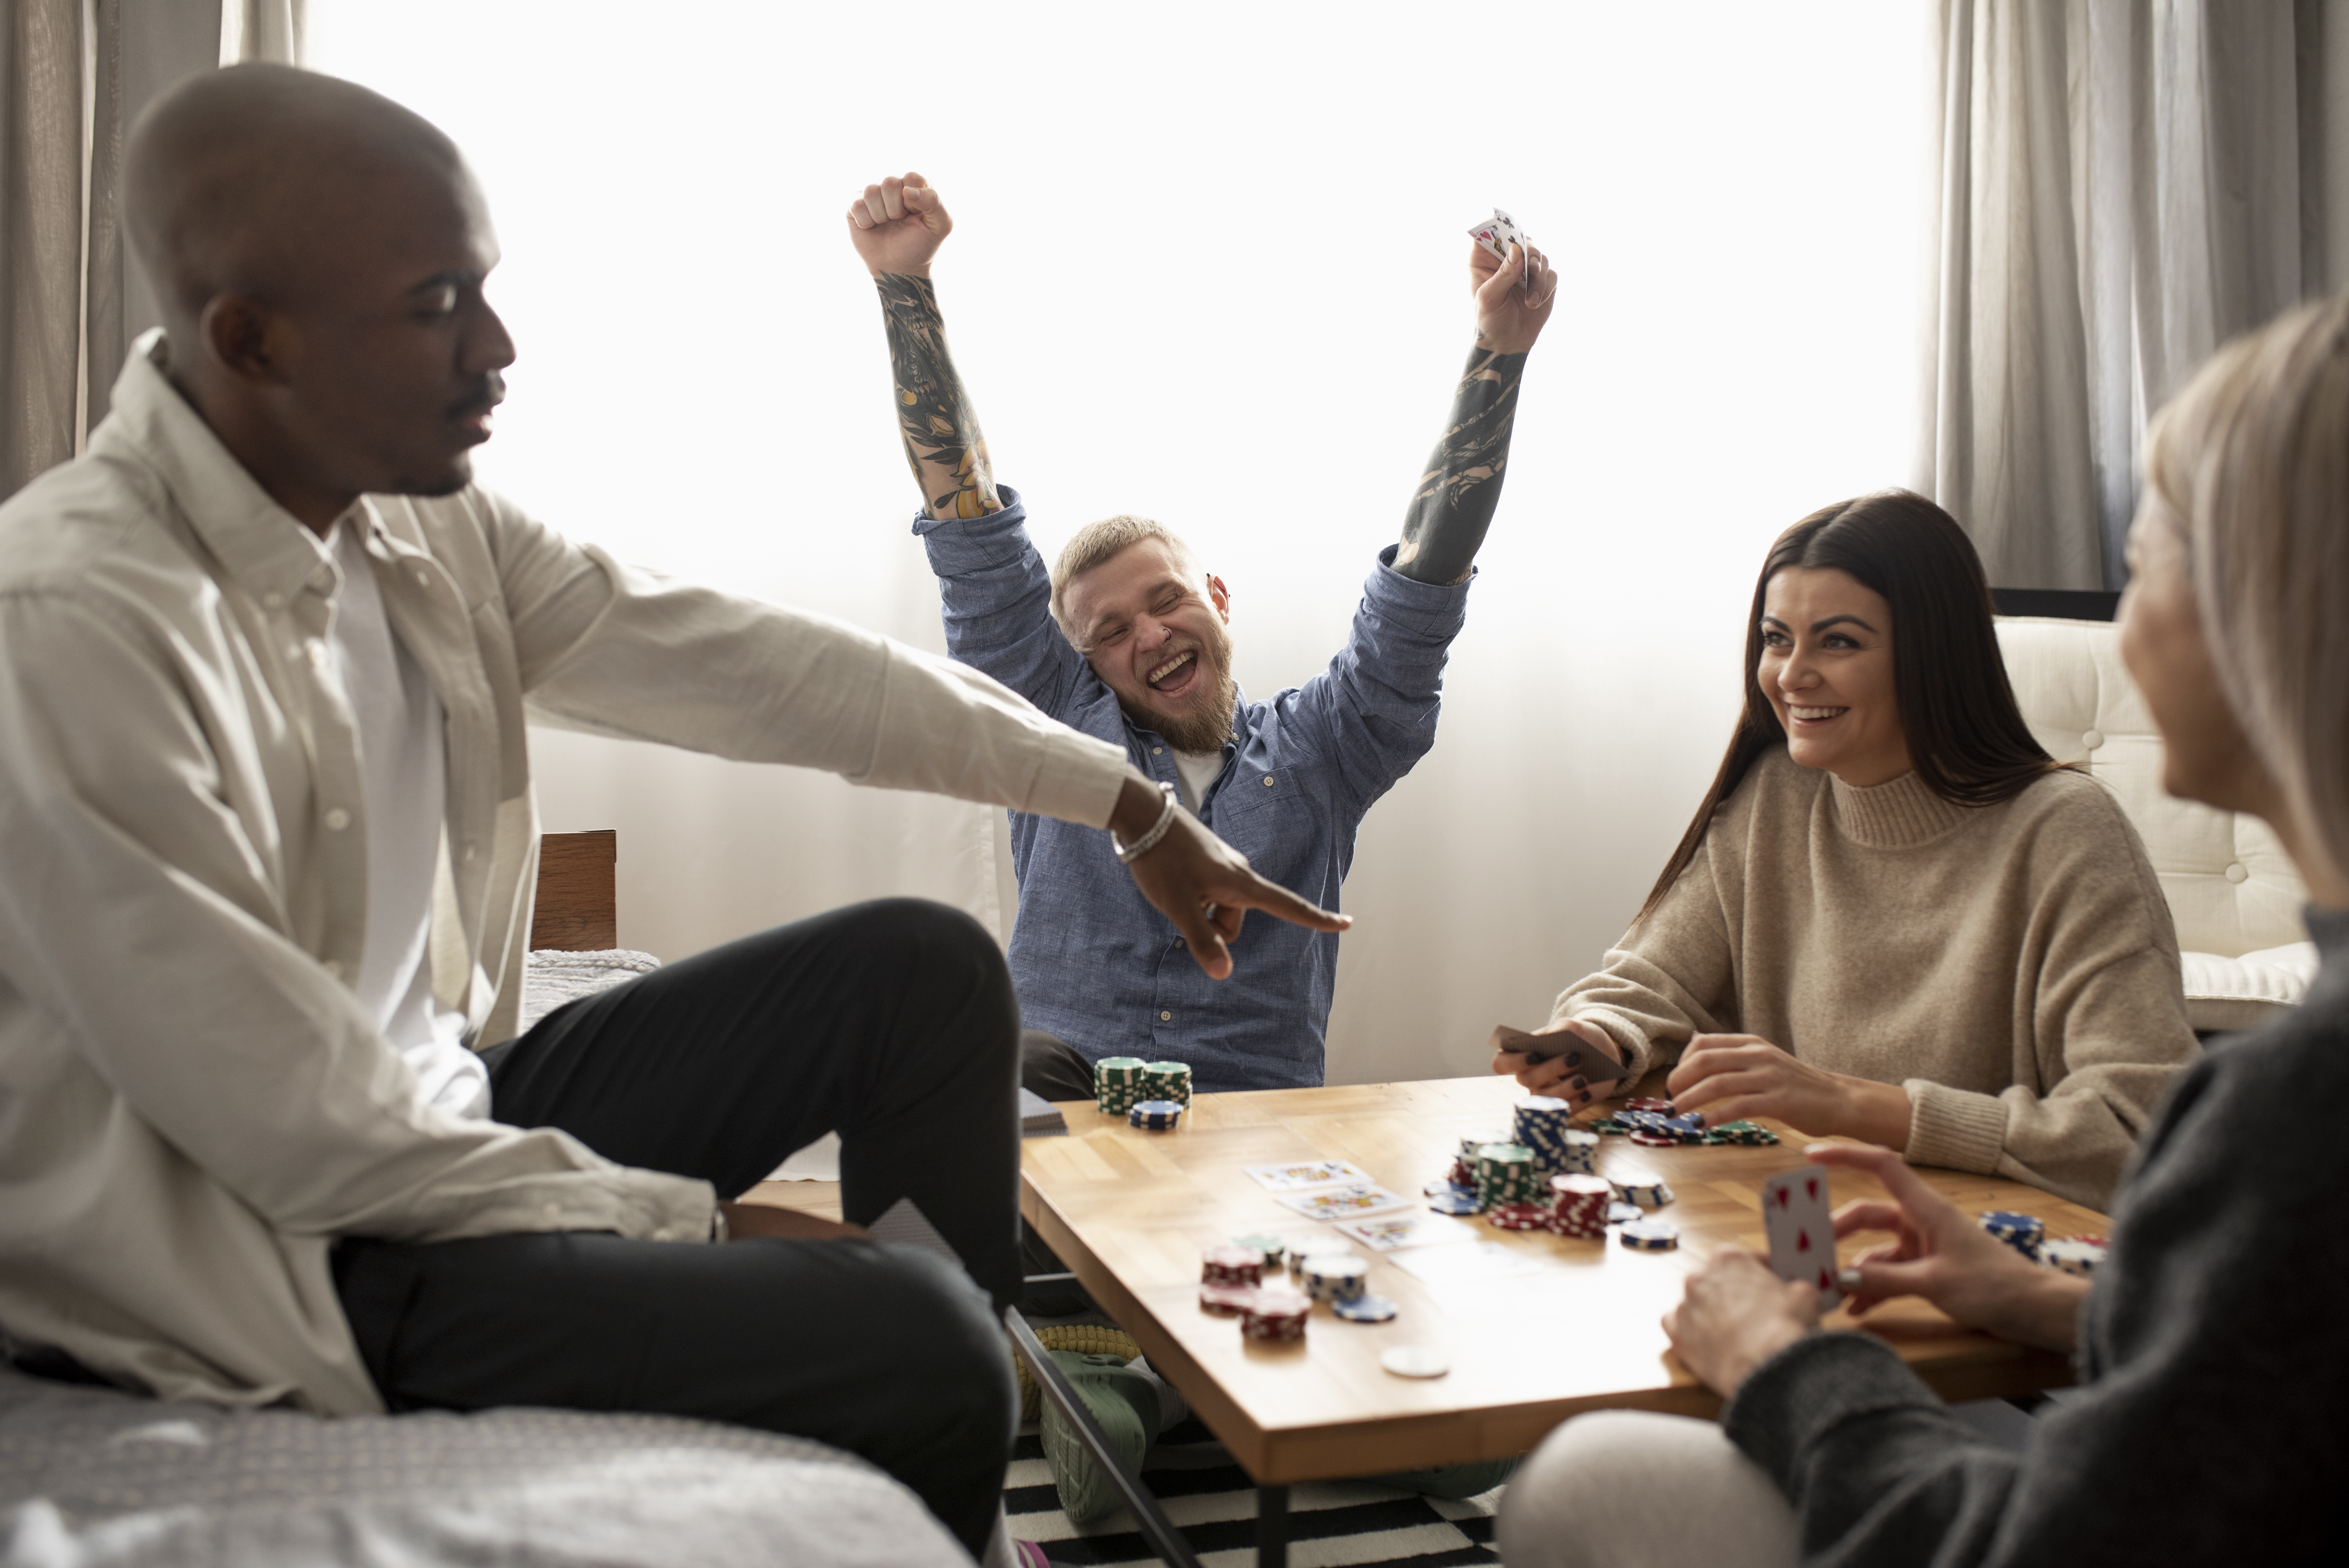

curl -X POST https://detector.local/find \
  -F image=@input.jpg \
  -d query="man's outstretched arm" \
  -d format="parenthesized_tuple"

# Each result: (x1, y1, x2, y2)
(1393, 239, 1559, 585)
(850, 173, 1000, 520)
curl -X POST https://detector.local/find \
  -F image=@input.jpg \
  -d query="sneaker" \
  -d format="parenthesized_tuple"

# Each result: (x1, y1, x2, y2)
(1037, 1351, 1155, 1525)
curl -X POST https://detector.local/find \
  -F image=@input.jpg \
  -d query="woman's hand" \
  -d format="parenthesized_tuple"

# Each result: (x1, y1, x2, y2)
(1667, 1034, 1912, 1147)
(1812, 1144, 2089, 1353)
(1490, 1018, 1622, 1109)
(1662, 1246, 1820, 1397)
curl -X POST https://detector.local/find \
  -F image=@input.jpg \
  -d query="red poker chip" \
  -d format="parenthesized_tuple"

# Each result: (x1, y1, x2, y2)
(1199, 1284, 1260, 1317)
(1626, 1098, 1676, 1114)
(1628, 1131, 1681, 1147)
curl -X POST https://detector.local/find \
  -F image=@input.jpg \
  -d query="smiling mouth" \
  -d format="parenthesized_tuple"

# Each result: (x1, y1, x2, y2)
(1146, 648, 1198, 693)
(1788, 705, 1848, 722)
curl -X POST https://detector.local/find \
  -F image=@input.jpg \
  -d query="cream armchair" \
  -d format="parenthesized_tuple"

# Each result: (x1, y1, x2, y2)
(1994, 617, 2316, 1031)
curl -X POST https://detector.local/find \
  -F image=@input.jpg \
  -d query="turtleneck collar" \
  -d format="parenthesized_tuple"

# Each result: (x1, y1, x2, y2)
(1827, 768, 1975, 849)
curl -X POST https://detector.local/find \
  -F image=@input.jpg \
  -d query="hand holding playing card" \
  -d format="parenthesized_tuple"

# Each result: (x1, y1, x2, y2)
(1467, 222, 1557, 355)
(847, 172, 953, 278)
(1490, 1018, 1625, 1108)
(1811, 1143, 2089, 1353)
(1661, 1246, 1820, 1397)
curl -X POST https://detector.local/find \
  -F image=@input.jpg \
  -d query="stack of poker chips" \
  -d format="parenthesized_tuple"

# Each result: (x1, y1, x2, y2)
(1619, 1218, 1679, 1251)
(1487, 1201, 1552, 1231)
(1138, 1060, 1192, 1106)
(1548, 1173, 1612, 1238)
(1511, 1095, 1577, 1173)
(1609, 1173, 1674, 1210)
(2038, 1236, 2108, 1277)
(1202, 1244, 1265, 1288)
(1198, 1283, 1257, 1316)
(1701, 1119, 1777, 1146)
(1978, 1210, 2046, 1262)
(1242, 1286, 1312, 1342)
(1473, 1142, 1542, 1209)
(1299, 1254, 1369, 1304)
(1094, 1057, 1148, 1115)
(1128, 1099, 1184, 1131)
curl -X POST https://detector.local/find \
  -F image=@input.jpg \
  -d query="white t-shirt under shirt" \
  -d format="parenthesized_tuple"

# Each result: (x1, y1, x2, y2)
(325, 518, 490, 1119)
(1170, 747, 1226, 813)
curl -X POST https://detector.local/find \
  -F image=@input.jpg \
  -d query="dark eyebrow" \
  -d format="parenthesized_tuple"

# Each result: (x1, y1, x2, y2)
(1758, 613, 1880, 634)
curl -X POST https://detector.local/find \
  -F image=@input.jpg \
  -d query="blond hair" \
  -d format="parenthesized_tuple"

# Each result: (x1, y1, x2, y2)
(1048, 515, 1203, 647)
(2144, 290, 2349, 878)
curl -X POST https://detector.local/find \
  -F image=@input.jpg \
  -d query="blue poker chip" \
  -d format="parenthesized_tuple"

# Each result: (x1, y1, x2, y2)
(1619, 1219, 1679, 1251)
(1332, 1293, 1399, 1323)
(1127, 1099, 1184, 1131)
(1426, 1187, 1482, 1215)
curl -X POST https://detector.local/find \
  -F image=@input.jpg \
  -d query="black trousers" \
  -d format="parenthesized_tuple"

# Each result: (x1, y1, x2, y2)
(333, 898, 1021, 1555)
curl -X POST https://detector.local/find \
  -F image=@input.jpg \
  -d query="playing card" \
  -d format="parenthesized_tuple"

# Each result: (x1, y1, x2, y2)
(1465, 207, 1535, 293)
(1272, 1182, 1417, 1222)
(1244, 1159, 1373, 1192)
(1487, 1025, 1631, 1085)
(1761, 1167, 1841, 1308)
(1337, 1212, 1475, 1253)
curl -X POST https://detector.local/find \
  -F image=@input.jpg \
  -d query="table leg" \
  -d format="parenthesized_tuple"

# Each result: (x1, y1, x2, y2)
(1257, 1483, 1290, 1568)
(1003, 1306, 1203, 1568)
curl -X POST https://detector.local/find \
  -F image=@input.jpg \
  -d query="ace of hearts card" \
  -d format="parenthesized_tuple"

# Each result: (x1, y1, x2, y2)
(1761, 1167, 1842, 1308)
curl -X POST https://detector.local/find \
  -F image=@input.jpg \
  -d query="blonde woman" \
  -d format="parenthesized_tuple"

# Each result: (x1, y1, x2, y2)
(1499, 292, 2349, 1568)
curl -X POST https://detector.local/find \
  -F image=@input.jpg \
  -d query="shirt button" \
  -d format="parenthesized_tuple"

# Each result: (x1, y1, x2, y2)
(413, 570, 433, 588)
(1263, 775, 1276, 787)
(1153, 747, 1164, 755)
(1173, 937, 1184, 949)
(324, 808, 352, 831)
(1160, 1010, 1172, 1021)
(261, 590, 286, 610)
(322, 959, 344, 978)
(2225, 862, 2249, 883)
(2082, 728, 2105, 750)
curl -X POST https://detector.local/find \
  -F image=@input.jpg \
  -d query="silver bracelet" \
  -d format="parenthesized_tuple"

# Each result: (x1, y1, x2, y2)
(1112, 782, 1181, 864)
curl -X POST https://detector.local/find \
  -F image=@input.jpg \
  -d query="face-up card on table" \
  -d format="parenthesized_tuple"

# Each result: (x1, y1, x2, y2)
(1487, 1026, 1631, 1085)
(1272, 1182, 1416, 1223)
(1761, 1167, 1841, 1308)
(1245, 1159, 1373, 1192)
(1337, 1212, 1475, 1253)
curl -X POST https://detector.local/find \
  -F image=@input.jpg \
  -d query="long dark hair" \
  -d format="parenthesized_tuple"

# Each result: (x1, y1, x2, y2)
(1635, 490, 2057, 924)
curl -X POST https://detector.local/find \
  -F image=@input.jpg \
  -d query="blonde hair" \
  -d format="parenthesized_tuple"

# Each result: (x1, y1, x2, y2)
(1048, 515, 1203, 646)
(2144, 290, 2349, 878)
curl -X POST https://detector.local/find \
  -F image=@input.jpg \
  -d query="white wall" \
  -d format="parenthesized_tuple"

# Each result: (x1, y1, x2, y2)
(308, 0, 1930, 1085)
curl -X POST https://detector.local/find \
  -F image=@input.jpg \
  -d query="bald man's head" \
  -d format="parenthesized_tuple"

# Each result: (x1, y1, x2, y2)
(123, 65, 513, 527)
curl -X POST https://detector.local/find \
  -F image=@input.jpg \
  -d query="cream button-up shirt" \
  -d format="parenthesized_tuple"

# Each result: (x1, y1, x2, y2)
(0, 336, 1128, 1414)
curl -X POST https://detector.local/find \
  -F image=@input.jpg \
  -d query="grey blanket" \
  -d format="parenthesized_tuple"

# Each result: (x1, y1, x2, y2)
(0, 1367, 968, 1567)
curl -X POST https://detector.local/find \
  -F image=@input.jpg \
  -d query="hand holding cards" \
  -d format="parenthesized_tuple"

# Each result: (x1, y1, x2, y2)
(1488, 1024, 1631, 1085)
(1467, 206, 1535, 292)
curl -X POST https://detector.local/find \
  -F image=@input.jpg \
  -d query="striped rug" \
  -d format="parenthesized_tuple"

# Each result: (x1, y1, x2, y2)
(1005, 1428, 1503, 1567)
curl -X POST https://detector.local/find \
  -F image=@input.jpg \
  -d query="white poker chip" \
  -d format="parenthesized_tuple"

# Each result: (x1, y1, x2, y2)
(1618, 1219, 1679, 1251)
(1333, 1293, 1399, 1323)
(1379, 1345, 1451, 1378)
(1605, 1201, 1643, 1226)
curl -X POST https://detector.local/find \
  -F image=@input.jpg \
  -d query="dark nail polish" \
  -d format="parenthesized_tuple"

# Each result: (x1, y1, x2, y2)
(1571, 1076, 1588, 1092)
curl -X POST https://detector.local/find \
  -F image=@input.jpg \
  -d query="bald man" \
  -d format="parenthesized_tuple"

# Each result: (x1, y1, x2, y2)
(0, 64, 1343, 1557)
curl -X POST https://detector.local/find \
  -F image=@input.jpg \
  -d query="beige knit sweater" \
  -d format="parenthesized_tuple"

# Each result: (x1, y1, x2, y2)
(1553, 747, 2199, 1209)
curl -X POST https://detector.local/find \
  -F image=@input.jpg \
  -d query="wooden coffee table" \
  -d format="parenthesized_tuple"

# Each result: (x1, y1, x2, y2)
(1020, 1076, 2105, 1563)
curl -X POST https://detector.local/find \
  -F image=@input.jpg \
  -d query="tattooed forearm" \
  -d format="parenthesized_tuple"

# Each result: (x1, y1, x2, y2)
(1393, 347, 1528, 584)
(874, 273, 1001, 519)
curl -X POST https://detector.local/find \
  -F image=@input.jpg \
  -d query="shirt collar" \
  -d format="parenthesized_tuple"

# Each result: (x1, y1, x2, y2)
(99, 330, 359, 609)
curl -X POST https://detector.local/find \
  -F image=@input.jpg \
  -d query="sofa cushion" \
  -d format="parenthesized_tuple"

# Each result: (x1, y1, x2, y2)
(1995, 616, 2311, 1026)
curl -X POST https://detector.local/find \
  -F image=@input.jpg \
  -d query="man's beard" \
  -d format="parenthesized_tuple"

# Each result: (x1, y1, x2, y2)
(1140, 620, 1237, 753)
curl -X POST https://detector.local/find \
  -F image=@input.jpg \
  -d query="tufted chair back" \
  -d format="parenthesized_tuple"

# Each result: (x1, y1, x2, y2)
(1993, 617, 2315, 1030)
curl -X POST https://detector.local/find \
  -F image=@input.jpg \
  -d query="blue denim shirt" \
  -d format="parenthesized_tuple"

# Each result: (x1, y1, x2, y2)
(914, 487, 1473, 1090)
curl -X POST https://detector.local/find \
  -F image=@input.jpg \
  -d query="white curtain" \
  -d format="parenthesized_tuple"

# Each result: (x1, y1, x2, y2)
(0, 0, 303, 501)
(1918, 0, 2326, 591)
